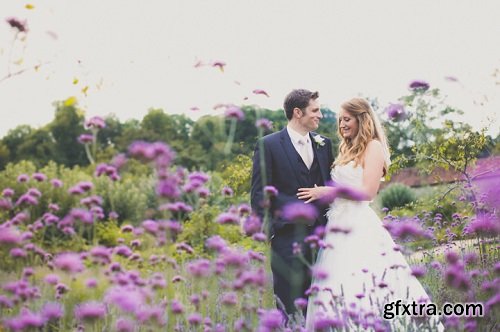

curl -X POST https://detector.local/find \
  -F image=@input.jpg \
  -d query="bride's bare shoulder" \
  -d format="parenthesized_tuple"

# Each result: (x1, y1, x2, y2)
(367, 140, 382, 148)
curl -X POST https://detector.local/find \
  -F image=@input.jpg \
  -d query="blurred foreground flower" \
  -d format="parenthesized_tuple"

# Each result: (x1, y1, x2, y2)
(409, 80, 430, 92)
(6, 17, 28, 33)
(385, 103, 408, 122)
(282, 202, 318, 224)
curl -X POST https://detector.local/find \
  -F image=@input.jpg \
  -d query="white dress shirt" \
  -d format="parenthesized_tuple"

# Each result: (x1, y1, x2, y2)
(287, 125, 314, 169)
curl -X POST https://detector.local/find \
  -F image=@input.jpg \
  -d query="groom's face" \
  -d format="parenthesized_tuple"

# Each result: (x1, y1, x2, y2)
(297, 98, 322, 132)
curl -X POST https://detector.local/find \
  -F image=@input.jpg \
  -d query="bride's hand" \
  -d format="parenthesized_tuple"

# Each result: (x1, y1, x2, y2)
(297, 185, 331, 203)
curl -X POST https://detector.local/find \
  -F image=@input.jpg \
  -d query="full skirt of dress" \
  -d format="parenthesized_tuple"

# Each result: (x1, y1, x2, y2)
(305, 199, 444, 331)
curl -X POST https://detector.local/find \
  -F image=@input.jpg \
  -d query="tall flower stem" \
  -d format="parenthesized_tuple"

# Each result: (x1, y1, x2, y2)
(224, 118, 237, 155)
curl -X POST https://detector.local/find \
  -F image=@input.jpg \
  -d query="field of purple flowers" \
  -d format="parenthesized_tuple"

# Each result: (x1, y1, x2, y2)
(0, 109, 498, 331)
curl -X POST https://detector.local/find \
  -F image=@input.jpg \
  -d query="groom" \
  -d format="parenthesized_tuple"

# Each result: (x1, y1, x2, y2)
(251, 89, 334, 318)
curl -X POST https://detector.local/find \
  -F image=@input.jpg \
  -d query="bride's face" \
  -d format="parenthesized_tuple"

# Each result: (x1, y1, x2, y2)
(339, 109, 359, 139)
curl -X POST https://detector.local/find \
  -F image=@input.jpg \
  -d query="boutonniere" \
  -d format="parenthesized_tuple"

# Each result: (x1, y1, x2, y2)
(313, 135, 325, 147)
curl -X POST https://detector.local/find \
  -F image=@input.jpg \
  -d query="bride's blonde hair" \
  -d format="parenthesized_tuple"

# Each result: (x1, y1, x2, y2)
(334, 98, 391, 173)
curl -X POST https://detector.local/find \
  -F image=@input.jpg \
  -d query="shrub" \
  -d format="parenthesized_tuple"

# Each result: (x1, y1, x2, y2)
(380, 183, 417, 211)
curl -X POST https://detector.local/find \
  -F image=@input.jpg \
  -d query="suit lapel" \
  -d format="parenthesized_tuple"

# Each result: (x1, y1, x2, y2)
(310, 133, 329, 183)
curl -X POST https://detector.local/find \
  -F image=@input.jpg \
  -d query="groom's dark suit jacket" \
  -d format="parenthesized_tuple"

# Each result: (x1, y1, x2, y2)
(251, 127, 334, 315)
(251, 128, 334, 238)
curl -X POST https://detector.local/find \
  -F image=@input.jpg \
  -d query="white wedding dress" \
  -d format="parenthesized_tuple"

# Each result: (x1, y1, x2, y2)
(305, 162, 444, 331)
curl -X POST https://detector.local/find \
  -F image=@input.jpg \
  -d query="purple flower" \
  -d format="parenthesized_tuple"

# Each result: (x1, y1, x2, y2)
(238, 203, 251, 215)
(197, 187, 210, 198)
(32, 172, 47, 182)
(445, 251, 460, 264)
(128, 141, 175, 166)
(2, 188, 14, 197)
(85, 116, 106, 129)
(0, 226, 22, 245)
(253, 232, 267, 242)
(10, 247, 27, 258)
(0, 198, 12, 210)
(41, 302, 64, 321)
(15, 193, 38, 206)
(17, 174, 29, 182)
(54, 252, 84, 273)
(44, 274, 60, 285)
(105, 286, 145, 313)
(111, 153, 128, 169)
(410, 265, 427, 278)
(221, 186, 234, 196)
(135, 305, 166, 325)
(385, 103, 408, 122)
(5, 309, 44, 331)
(206, 235, 227, 252)
(384, 218, 431, 240)
(142, 220, 159, 235)
(86, 278, 98, 288)
(116, 317, 135, 332)
(170, 300, 184, 314)
(224, 105, 244, 121)
(186, 259, 212, 277)
(294, 298, 308, 310)
(221, 292, 238, 306)
(409, 80, 430, 91)
(188, 313, 203, 325)
(216, 212, 240, 225)
(51, 178, 63, 188)
(70, 208, 94, 225)
(313, 314, 345, 330)
(312, 266, 329, 280)
(78, 133, 94, 144)
(27, 188, 42, 197)
(156, 178, 181, 199)
(90, 246, 112, 264)
(282, 202, 318, 224)
(0, 295, 14, 308)
(220, 248, 249, 268)
(256, 118, 273, 131)
(444, 264, 470, 291)
(115, 245, 133, 257)
(464, 213, 499, 236)
(242, 215, 262, 236)
(189, 171, 210, 183)
(176, 242, 194, 254)
(6, 17, 28, 33)
(318, 183, 368, 204)
(264, 185, 278, 197)
(258, 309, 284, 330)
(75, 301, 107, 322)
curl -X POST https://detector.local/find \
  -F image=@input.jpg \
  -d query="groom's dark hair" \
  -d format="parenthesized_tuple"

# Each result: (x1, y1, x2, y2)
(283, 89, 319, 120)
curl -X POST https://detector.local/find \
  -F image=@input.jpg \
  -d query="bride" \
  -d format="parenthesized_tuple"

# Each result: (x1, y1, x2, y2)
(298, 98, 443, 331)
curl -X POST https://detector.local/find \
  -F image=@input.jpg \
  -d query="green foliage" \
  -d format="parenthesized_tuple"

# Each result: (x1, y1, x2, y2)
(390, 185, 473, 243)
(95, 219, 130, 246)
(219, 154, 252, 198)
(379, 183, 417, 211)
(94, 174, 154, 225)
(177, 204, 223, 255)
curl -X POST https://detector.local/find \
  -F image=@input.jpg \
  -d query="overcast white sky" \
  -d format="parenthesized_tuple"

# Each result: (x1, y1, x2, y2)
(0, 0, 499, 137)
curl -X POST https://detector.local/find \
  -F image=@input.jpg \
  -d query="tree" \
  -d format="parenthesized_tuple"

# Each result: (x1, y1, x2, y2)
(50, 98, 87, 167)
(2, 125, 33, 162)
(17, 128, 58, 167)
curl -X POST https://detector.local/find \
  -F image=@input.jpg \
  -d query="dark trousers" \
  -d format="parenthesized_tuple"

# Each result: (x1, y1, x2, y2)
(270, 224, 314, 318)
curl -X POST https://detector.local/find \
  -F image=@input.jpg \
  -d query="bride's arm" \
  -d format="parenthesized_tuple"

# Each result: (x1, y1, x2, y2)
(362, 140, 385, 200)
